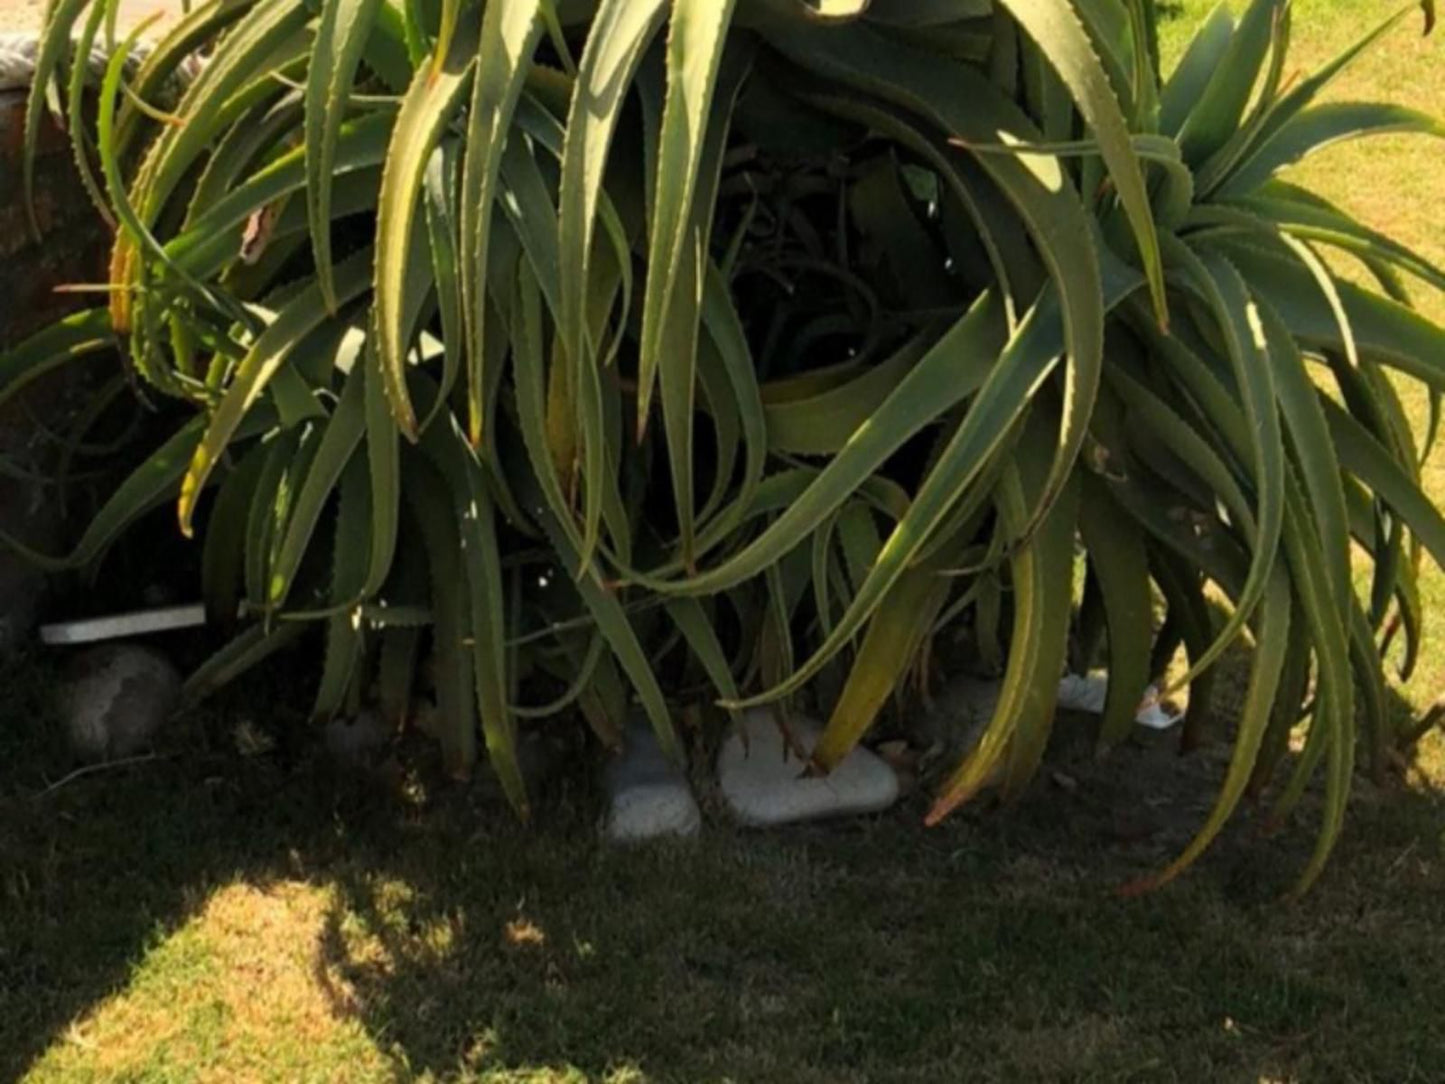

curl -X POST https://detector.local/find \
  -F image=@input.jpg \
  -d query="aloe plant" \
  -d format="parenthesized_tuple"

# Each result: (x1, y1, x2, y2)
(4, 0, 1443, 891)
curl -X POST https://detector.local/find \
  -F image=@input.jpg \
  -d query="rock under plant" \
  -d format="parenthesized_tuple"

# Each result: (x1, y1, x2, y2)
(603, 719, 700, 843)
(58, 643, 180, 762)
(717, 710, 899, 828)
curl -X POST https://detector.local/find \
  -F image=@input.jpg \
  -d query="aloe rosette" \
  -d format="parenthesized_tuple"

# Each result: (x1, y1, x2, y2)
(3, 0, 1442, 891)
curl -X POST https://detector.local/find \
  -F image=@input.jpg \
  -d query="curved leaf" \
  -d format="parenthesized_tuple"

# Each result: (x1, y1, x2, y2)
(307, 0, 387, 313)
(375, 13, 479, 438)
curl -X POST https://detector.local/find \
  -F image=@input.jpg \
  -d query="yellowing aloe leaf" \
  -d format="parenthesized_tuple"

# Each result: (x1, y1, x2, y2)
(926, 442, 1077, 821)
(812, 562, 945, 772)
(433, 0, 461, 78)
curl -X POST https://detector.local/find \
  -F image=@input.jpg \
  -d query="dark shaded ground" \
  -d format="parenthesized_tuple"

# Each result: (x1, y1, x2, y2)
(3, 645, 1445, 1082)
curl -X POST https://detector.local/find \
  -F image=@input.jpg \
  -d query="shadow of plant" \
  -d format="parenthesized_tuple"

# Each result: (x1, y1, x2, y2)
(4, 644, 1445, 1082)
(308, 677, 1445, 1081)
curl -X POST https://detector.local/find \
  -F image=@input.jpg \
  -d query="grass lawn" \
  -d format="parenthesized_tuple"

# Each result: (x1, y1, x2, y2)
(2, 2, 1445, 1081)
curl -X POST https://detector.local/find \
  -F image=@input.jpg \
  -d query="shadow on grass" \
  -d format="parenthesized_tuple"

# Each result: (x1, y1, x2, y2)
(3, 645, 1445, 1082)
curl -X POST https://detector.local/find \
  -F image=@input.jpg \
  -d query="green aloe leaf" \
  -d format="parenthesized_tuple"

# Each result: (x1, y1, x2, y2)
(1322, 398, 1445, 570)
(1256, 298, 1351, 618)
(177, 250, 374, 537)
(630, 290, 1007, 596)
(1173, 0, 1281, 163)
(23, 0, 92, 236)
(375, 11, 479, 439)
(1077, 472, 1153, 749)
(1220, 102, 1445, 195)
(169, 113, 394, 272)
(653, 41, 752, 568)
(1217, 0, 1433, 193)
(421, 143, 466, 434)
(405, 452, 478, 778)
(202, 442, 268, 626)
(182, 622, 309, 709)
(760, 17, 1110, 540)
(269, 360, 368, 608)
(1159, 2, 1234, 136)
(556, 0, 668, 409)
(1123, 565, 1291, 894)
(995, 0, 1167, 325)
(0, 310, 116, 412)
(1225, 245, 1445, 388)
(459, 0, 545, 445)
(714, 256, 1137, 707)
(665, 597, 743, 724)
(311, 458, 373, 721)
(423, 416, 528, 817)
(636, 0, 740, 440)
(0, 407, 275, 572)
(1270, 477, 1355, 897)
(307, 0, 387, 313)
(1156, 242, 1284, 688)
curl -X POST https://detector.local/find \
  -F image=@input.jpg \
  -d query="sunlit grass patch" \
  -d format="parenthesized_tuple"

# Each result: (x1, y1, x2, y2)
(24, 880, 388, 1083)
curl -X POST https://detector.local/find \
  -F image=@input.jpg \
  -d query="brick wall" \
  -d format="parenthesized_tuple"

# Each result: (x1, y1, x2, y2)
(0, 88, 112, 345)
(0, 87, 112, 653)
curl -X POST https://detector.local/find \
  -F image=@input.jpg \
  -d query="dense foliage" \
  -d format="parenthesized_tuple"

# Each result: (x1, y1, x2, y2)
(4, 0, 1443, 891)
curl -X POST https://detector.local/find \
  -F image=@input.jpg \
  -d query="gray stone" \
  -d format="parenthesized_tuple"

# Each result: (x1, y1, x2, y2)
(717, 709, 899, 827)
(603, 719, 700, 842)
(323, 708, 393, 768)
(58, 644, 181, 762)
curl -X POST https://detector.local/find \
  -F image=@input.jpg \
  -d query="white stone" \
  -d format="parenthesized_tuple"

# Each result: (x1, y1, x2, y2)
(58, 644, 180, 762)
(1055, 672, 1109, 714)
(928, 672, 1182, 738)
(1055, 672, 1182, 730)
(603, 720, 700, 842)
(606, 783, 702, 842)
(717, 709, 899, 827)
